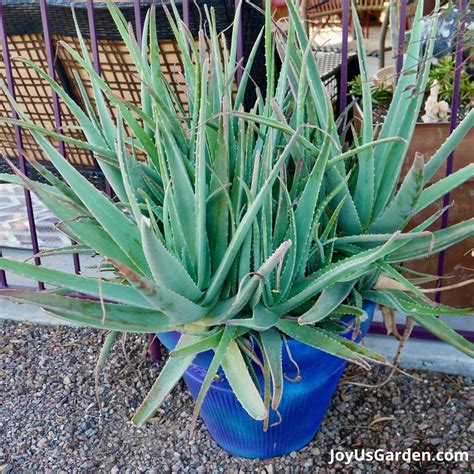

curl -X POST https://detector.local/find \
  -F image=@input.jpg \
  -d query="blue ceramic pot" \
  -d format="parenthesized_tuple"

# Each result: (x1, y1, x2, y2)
(159, 301, 375, 459)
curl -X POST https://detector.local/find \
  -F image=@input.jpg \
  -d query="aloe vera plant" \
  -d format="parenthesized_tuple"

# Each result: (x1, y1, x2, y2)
(0, 0, 473, 430)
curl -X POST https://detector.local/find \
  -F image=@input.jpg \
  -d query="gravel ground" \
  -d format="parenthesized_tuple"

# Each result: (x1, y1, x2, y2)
(1, 320, 473, 473)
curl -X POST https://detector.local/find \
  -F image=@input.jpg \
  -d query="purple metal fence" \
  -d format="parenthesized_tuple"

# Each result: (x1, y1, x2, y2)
(0, 0, 44, 290)
(339, 0, 350, 116)
(0, 0, 471, 341)
(39, 0, 81, 276)
(436, 0, 469, 302)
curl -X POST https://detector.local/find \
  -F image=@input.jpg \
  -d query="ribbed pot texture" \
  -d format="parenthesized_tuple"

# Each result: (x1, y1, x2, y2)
(158, 302, 375, 459)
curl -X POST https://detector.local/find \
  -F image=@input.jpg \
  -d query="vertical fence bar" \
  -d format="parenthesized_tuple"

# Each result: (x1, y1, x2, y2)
(436, 0, 468, 303)
(182, 0, 190, 28)
(86, 0, 113, 197)
(134, 0, 160, 363)
(235, 0, 244, 85)
(39, 0, 66, 159)
(0, 0, 44, 290)
(339, 0, 350, 117)
(39, 0, 81, 275)
(135, 0, 164, 363)
(87, 0, 101, 75)
(134, 0, 142, 47)
(396, 0, 407, 75)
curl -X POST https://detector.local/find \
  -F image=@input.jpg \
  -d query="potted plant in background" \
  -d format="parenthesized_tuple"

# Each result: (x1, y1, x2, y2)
(368, 0, 473, 158)
(0, 0, 472, 460)
(352, 2, 474, 308)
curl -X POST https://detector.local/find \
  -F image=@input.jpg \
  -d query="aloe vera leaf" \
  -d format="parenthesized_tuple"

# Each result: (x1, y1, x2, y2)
(416, 163, 474, 213)
(96, 331, 118, 372)
(0, 257, 155, 309)
(277, 319, 370, 369)
(409, 314, 474, 358)
(369, 152, 425, 233)
(163, 2, 197, 97)
(325, 165, 363, 235)
(169, 329, 224, 358)
(285, 0, 332, 134)
(277, 183, 297, 300)
(373, 0, 426, 178)
(109, 260, 208, 323)
(74, 73, 129, 202)
(62, 18, 165, 161)
(387, 218, 474, 262)
(0, 289, 172, 332)
(7, 58, 107, 149)
(72, 70, 101, 131)
(299, 280, 356, 325)
(332, 304, 367, 318)
(15, 151, 84, 205)
(106, 2, 151, 84)
(4, 170, 140, 271)
(195, 58, 211, 290)
(234, 29, 264, 110)
(363, 290, 472, 317)
(294, 124, 332, 275)
(317, 328, 386, 363)
(230, 111, 319, 154)
(132, 334, 200, 426)
(373, 1, 439, 215)
(332, 231, 430, 246)
(207, 101, 231, 273)
(423, 109, 474, 183)
(351, 1, 374, 228)
(221, 340, 267, 420)
(203, 130, 301, 305)
(45, 308, 175, 333)
(140, 217, 202, 301)
(259, 327, 284, 410)
(375, 261, 426, 299)
(328, 137, 406, 167)
(24, 244, 92, 259)
(209, 240, 292, 325)
(160, 130, 197, 260)
(6, 110, 150, 273)
(189, 326, 237, 431)
(115, 113, 143, 223)
(226, 304, 280, 331)
(286, 0, 362, 233)
(274, 234, 402, 314)
(0, 117, 114, 160)
(363, 290, 473, 358)
(225, 0, 241, 87)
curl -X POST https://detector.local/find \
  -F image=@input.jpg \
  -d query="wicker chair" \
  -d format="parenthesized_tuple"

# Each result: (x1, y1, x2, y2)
(0, 0, 264, 171)
(306, 0, 387, 37)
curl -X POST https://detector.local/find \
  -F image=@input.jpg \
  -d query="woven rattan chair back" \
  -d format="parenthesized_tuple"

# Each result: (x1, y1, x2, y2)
(306, 0, 387, 30)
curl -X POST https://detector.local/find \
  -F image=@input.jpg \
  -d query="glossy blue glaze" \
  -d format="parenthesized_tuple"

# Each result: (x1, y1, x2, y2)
(158, 301, 376, 459)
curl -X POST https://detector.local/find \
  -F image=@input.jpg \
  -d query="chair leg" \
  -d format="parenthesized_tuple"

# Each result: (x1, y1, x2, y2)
(379, 8, 390, 69)
(365, 10, 370, 38)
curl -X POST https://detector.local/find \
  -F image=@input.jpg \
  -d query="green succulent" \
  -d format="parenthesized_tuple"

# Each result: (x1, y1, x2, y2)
(0, 0, 473, 430)
(428, 57, 474, 106)
(349, 74, 394, 104)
